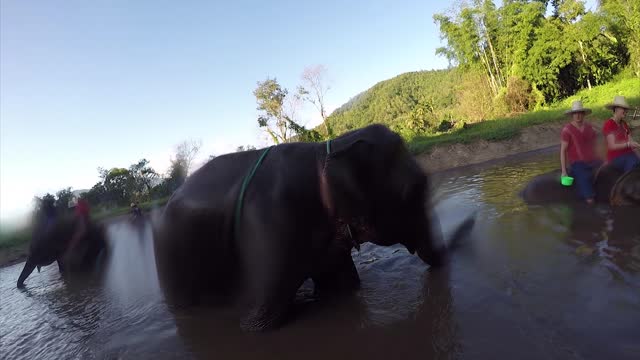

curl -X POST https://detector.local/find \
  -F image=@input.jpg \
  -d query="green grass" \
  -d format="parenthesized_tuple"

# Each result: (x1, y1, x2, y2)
(0, 228, 31, 250)
(0, 197, 170, 253)
(407, 77, 640, 154)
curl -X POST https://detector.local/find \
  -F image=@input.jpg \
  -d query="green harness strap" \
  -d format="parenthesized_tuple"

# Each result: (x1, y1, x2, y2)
(233, 140, 331, 238)
(234, 146, 273, 236)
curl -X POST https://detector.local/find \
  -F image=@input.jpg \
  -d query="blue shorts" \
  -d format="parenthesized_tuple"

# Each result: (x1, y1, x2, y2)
(569, 161, 602, 201)
(611, 152, 640, 173)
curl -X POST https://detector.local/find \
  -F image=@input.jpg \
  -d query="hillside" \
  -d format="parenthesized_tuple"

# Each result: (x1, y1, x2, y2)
(326, 69, 463, 135)
(325, 72, 639, 155)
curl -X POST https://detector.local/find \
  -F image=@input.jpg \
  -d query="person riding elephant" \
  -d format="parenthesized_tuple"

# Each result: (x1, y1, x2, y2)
(520, 164, 626, 206)
(152, 124, 475, 332)
(560, 101, 603, 204)
(61, 198, 92, 268)
(602, 96, 640, 173)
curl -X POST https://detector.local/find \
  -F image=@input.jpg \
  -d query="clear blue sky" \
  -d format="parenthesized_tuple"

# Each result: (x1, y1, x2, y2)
(0, 0, 598, 227)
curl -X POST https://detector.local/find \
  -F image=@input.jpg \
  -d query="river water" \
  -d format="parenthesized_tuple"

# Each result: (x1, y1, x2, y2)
(1, 150, 639, 360)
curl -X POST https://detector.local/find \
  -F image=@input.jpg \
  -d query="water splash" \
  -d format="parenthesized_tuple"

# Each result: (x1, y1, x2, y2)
(104, 221, 160, 306)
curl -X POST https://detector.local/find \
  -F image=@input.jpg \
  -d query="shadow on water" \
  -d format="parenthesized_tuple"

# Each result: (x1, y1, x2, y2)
(1, 150, 639, 359)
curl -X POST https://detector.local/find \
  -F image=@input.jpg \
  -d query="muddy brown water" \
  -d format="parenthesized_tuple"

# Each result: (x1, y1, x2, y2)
(1, 151, 639, 360)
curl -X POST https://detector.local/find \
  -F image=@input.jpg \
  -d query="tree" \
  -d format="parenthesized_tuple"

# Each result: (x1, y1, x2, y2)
(55, 187, 75, 212)
(254, 78, 293, 144)
(254, 77, 321, 144)
(102, 168, 133, 206)
(82, 182, 107, 207)
(298, 65, 333, 138)
(128, 159, 159, 200)
(600, 0, 640, 77)
(173, 139, 202, 175)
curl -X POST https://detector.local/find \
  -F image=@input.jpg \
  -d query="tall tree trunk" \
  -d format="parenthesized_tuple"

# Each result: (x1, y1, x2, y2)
(480, 49, 499, 96)
(578, 41, 592, 90)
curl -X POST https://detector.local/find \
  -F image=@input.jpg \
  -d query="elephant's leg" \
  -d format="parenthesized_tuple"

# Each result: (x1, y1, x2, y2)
(57, 259, 65, 274)
(237, 223, 310, 331)
(312, 251, 360, 296)
(154, 207, 235, 309)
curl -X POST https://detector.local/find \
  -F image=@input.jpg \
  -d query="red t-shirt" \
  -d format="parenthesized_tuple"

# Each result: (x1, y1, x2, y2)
(561, 122, 597, 164)
(75, 199, 90, 218)
(602, 118, 633, 162)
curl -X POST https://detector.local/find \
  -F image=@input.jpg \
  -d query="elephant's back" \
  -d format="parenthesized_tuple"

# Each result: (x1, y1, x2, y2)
(174, 150, 264, 208)
(520, 170, 574, 204)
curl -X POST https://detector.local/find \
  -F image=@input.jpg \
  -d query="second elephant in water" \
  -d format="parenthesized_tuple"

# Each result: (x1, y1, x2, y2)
(16, 215, 108, 288)
(520, 166, 640, 205)
(153, 124, 475, 332)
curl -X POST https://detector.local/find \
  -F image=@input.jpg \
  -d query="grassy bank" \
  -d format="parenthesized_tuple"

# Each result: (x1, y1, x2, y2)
(0, 197, 169, 260)
(407, 77, 640, 154)
(92, 197, 169, 221)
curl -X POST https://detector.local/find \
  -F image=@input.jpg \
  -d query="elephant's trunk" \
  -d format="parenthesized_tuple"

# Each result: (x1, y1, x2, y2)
(416, 212, 476, 268)
(17, 259, 37, 288)
(416, 211, 447, 268)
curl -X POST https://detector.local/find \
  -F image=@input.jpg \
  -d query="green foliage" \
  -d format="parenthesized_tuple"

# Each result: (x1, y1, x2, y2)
(322, 1, 637, 146)
(326, 69, 461, 135)
(600, 0, 640, 77)
(407, 77, 640, 154)
(433, 0, 631, 103)
(54, 187, 75, 212)
(254, 77, 325, 144)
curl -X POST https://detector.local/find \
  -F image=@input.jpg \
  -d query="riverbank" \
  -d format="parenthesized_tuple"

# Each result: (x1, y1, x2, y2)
(408, 76, 639, 159)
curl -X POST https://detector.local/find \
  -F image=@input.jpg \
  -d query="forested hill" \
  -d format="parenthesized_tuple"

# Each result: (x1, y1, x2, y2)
(326, 69, 463, 135)
(323, 0, 639, 141)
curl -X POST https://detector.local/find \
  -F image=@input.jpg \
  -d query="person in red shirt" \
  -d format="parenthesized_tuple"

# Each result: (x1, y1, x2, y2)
(602, 96, 640, 173)
(560, 101, 602, 204)
(63, 198, 91, 268)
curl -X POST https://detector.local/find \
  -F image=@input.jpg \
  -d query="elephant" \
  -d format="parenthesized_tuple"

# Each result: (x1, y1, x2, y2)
(520, 165, 640, 205)
(153, 124, 475, 332)
(16, 215, 108, 288)
(610, 168, 640, 206)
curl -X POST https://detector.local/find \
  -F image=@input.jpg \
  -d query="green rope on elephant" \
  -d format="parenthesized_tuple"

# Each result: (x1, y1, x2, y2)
(326, 139, 331, 154)
(234, 146, 273, 237)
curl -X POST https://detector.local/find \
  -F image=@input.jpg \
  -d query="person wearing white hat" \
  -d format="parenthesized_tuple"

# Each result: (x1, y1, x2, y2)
(602, 95, 640, 173)
(560, 101, 602, 204)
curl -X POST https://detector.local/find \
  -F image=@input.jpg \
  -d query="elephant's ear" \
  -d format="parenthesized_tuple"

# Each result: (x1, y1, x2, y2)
(324, 138, 373, 218)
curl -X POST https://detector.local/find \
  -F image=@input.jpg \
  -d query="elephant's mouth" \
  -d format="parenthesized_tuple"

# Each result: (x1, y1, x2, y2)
(333, 217, 376, 251)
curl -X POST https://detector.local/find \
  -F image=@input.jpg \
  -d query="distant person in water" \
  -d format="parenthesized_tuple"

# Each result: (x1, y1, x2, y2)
(560, 101, 602, 205)
(130, 202, 142, 217)
(602, 96, 640, 173)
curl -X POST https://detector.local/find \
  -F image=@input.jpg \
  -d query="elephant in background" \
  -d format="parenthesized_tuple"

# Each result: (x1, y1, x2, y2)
(16, 215, 108, 288)
(153, 124, 475, 332)
(520, 165, 640, 205)
(610, 168, 640, 206)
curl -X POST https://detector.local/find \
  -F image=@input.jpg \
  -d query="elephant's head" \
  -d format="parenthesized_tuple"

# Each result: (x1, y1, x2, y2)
(321, 124, 448, 267)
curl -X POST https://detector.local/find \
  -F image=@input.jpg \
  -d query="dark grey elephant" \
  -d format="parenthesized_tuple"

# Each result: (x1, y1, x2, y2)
(520, 165, 640, 205)
(16, 216, 108, 288)
(153, 124, 475, 331)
